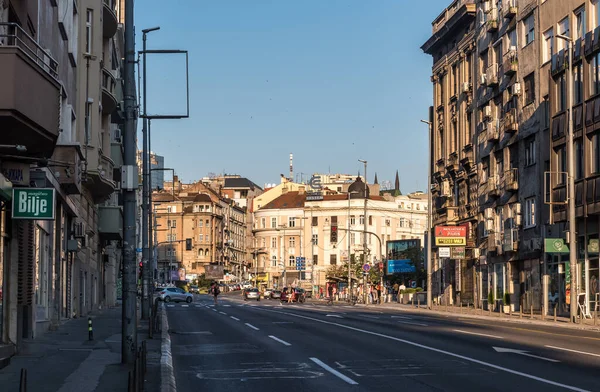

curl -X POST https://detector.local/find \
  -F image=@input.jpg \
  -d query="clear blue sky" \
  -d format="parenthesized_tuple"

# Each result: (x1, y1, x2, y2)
(136, 0, 449, 192)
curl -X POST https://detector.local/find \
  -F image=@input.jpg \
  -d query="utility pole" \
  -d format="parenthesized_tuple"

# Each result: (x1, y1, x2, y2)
(421, 115, 434, 310)
(141, 26, 159, 320)
(122, 0, 137, 364)
(347, 192, 352, 302)
(359, 159, 368, 304)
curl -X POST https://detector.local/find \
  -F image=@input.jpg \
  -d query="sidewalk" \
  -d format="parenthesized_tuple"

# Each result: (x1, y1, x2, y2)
(311, 296, 600, 331)
(0, 305, 162, 392)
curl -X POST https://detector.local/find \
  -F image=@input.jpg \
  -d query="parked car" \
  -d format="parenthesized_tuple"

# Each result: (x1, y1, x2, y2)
(280, 287, 306, 303)
(263, 288, 274, 298)
(270, 290, 282, 300)
(189, 285, 200, 294)
(243, 288, 261, 301)
(156, 287, 193, 303)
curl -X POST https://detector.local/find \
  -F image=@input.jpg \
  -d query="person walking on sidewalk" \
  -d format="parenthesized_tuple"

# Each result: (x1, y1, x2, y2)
(327, 284, 334, 305)
(211, 282, 220, 305)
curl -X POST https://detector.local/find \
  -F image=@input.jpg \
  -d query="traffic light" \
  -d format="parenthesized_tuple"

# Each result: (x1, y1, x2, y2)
(330, 224, 338, 243)
(185, 238, 192, 251)
(138, 261, 143, 280)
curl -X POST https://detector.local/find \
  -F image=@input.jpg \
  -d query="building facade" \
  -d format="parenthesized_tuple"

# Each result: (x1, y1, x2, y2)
(137, 150, 165, 190)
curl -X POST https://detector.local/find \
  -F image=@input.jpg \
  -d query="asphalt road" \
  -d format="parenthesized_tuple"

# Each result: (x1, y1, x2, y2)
(165, 293, 600, 391)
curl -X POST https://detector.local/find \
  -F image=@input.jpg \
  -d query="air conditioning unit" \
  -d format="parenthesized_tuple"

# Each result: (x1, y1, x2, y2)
(483, 105, 492, 118)
(511, 82, 522, 96)
(509, 45, 517, 53)
(73, 221, 85, 238)
(484, 207, 493, 220)
(480, 73, 487, 85)
(462, 82, 471, 93)
(485, 219, 495, 232)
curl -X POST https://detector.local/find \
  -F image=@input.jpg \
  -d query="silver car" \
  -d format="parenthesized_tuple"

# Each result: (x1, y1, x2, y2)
(157, 287, 193, 303)
(244, 288, 260, 301)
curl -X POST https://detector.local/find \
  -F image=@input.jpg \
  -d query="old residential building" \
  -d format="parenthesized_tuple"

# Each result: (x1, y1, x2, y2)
(422, 0, 479, 306)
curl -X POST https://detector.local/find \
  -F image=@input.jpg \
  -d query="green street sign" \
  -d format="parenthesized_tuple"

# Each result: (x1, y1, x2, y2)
(544, 238, 570, 254)
(12, 188, 55, 220)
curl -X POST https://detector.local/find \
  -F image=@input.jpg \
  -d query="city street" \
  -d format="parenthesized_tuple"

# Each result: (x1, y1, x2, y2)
(165, 293, 600, 391)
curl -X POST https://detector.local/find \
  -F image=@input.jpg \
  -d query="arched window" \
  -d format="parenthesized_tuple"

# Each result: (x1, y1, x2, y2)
(198, 249, 203, 257)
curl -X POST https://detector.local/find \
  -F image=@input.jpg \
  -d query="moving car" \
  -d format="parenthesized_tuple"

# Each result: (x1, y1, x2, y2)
(189, 285, 200, 294)
(243, 288, 261, 301)
(263, 288, 274, 298)
(270, 290, 282, 300)
(156, 287, 193, 303)
(280, 287, 306, 303)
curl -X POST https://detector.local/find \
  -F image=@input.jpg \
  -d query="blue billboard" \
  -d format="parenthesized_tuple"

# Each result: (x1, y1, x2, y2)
(386, 239, 421, 275)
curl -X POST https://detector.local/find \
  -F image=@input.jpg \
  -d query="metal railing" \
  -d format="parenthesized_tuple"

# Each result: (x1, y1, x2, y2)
(128, 340, 147, 392)
(102, 68, 117, 96)
(0, 23, 59, 79)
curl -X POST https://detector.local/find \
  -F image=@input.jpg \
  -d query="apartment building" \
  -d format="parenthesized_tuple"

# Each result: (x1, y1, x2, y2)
(422, 0, 479, 306)
(137, 150, 165, 190)
(252, 180, 428, 289)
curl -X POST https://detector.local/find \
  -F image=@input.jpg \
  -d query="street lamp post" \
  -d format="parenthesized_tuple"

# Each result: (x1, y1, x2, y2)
(140, 26, 160, 320)
(279, 224, 288, 287)
(358, 159, 368, 304)
(557, 34, 577, 323)
(421, 118, 434, 310)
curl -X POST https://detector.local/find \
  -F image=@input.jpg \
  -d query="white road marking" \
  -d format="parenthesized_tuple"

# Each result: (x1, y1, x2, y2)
(219, 312, 227, 315)
(310, 357, 358, 385)
(230, 316, 240, 321)
(268, 335, 292, 346)
(545, 345, 600, 358)
(174, 331, 212, 335)
(166, 304, 175, 307)
(361, 315, 380, 319)
(326, 314, 343, 318)
(493, 347, 560, 363)
(245, 323, 260, 331)
(181, 304, 189, 308)
(252, 308, 588, 392)
(211, 309, 217, 312)
(194, 305, 203, 308)
(392, 315, 413, 319)
(397, 321, 428, 327)
(454, 330, 504, 339)
(222, 305, 231, 307)
(273, 321, 293, 324)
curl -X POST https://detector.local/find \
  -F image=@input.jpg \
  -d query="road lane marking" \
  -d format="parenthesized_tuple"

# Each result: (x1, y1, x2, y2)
(219, 312, 227, 315)
(310, 358, 358, 385)
(273, 321, 293, 324)
(245, 323, 260, 331)
(166, 304, 175, 307)
(459, 320, 600, 342)
(222, 305, 231, 307)
(212, 309, 217, 312)
(230, 316, 240, 321)
(181, 304, 189, 308)
(454, 330, 504, 339)
(545, 345, 600, 358)
(493, 347, 560, 363)
(361, 315, 380, 319)
(194, 305, 203, 308)
(268, 335, 291, 346)
(397, 321, 428, 327)
(253, 308, 589, 392)
(326, 314, 343, 318)
(392, 315, 413, 319)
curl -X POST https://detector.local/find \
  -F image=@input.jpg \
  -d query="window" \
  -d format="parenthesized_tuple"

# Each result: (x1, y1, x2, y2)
(289, 255, 295, 267)
(557, 73, 567, 112)
(261, 218, 265, 228)
(350, 215, 355, 225)
(271, 218, 277, 228)
(592, 133, 600, 174)
(167, 206, 172, 213)
(385, 219, 390, 226)
(271, 237, 277, 248)
(261, 238, 266, 247)
(523, 14, 535, 46)
(594, 0, 600, 28)
(525, 198, 536, 228)
(313, 255, 318, 265)
(350, 232, 356, 244)
(360, 215, 364, 225)
(288, 217, 296, 227)
(312, 217, 318, 226)
(524, 73, 535, 105)
(205, 219, 209, 226)
(543, 28, 553, 63)
(171, 220, 176, 228)
(575, 139, 584, 180)
(166, 248, 174, 257)
(85, 10, 92, 54)
(507, 28, 517, 50)
(593, 54, 600, 95)
(558, 17, 570, 51)
(198, 220, 203, 228)
(198, 234, 203, 243)
(330, 254, 337, 265)
(452, 64, 458, 97)
(575, 63, 583, 104)
(368, 216, 373, 226)
(525, 138, 535, 166)
(272, 256, 277, 267)
(312, 234, 318, 245)
(289, 237, 295, 248)
(556, 146, 567, 184)
(575, 7, 586, 40)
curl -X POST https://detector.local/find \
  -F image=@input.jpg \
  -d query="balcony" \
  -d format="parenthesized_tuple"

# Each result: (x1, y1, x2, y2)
(110, 141, 123, 182)
(87, 153, 117, 202)
(551, 49, 567, 77)
(460, 144, 475, 173)
(503, 108, 518, 133)
(52, 144, 84, 195)
(486, 121, 499, 142)
(502, 0, 517, 18)
(486, 63, 499, 86)
(98, 206, 123, 240)
(102, 68, 118, 115)
(551, 112, 566, 141)
(0, 23, 60, 158)
(488, 175, 501, 198)
(502, 49, 518, 76)
(446, 153, 460, 174)
(502, 168, 518, 192)
(486, 8, 498, 32)
(421, 0, 476, 55)
(103, 0, 118, 38)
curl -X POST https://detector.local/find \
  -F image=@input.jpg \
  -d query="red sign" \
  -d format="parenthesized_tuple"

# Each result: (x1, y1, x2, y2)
(435, 225, 467, 238)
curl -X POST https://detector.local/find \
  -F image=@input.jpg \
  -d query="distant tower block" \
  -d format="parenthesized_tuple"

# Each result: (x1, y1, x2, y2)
(289, 153, 293, 181)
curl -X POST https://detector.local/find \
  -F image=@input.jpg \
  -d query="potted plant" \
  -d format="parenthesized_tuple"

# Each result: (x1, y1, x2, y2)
(487, 290, 495, 311)
(503, 292, 511, 313)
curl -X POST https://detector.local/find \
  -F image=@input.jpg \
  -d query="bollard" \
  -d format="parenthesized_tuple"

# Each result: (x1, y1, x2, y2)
(88, 317, 93, 341)
(519, 307, 522, 319)
(509, 306, 512, 318)
(530, 305, 533, 320)
(460, 302, 462, 314)
(594, 311, 597, 326)
(554, 305, 557, 322)
(19, 368, 27, 392)
(542, 306, 545, 321)
(417, 297, 420, 309)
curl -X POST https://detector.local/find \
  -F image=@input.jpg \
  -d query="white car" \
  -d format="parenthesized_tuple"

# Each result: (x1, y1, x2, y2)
(156, 287, 193, 303)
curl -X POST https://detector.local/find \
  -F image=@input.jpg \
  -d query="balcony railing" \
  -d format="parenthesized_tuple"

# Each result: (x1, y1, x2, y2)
(0, 23, 58, 79)
(501, 168, 518, 192)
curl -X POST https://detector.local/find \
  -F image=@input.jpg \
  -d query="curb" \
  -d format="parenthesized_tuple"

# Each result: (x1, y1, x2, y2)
(160, 303, 177, 392)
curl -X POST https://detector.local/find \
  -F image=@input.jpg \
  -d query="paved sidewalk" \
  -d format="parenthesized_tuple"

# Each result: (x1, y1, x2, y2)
(0, 305, 161, 392)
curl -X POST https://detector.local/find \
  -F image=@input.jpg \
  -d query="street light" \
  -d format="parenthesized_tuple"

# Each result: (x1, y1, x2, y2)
(421, 117, 433, 310)
(140, 25, 160, 320)
(556, 33, 577, 323)
(358, 159, 368, 304)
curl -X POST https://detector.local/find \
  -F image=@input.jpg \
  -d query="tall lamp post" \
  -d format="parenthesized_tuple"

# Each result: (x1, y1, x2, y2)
(140, 26, 160, 320)
(358, 159, 368, 304)
(421, 117, 433, 310)
(557, 34, 577, 323)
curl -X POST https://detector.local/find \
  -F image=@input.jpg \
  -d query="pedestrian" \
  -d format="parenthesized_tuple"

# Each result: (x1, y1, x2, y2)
(287, 287, 294, 303)
(377, 284, 382, 304)
(211, 282, 220, 305)
(319, 286, 324, 299)
(327, 284, 334, 305)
